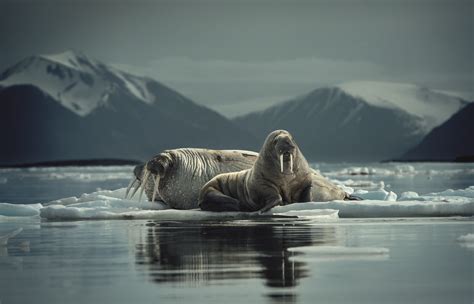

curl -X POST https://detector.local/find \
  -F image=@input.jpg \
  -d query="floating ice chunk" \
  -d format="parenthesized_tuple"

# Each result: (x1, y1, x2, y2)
(0, 203, 42, 217)
(398, 186, 474, 203)
(270, 205, 339, 220)
(0, 228, 23, 246)
(302, 200, 473, 218)
(399, 191, 420, 200)
(428, 186, 474, 198)
(287, 245, 389, 262)
(353, 189, 398, 201)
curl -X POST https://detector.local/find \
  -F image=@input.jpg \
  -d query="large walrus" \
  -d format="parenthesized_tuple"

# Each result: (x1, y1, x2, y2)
(199, 130, 314, 212)
(126, 135, 353, 210)
(126, 149, 258, 209)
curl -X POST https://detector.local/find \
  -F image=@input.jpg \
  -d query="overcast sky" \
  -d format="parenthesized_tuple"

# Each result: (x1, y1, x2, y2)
(1, 0, 472, 117)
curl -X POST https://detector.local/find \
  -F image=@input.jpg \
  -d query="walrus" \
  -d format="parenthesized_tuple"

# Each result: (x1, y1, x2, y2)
(126, 141, 356, 210)
(199, 130, 316, 212)
(126, 148, 258, 209)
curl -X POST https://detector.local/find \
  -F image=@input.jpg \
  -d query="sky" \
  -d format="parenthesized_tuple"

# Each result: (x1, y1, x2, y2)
(1, 0, 472, 117)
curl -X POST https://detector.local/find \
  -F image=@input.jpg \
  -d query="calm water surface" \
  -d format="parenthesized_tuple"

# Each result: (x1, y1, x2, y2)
(0, 218, 472, 304)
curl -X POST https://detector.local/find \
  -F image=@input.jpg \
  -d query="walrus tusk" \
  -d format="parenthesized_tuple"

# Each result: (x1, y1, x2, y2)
(129, 182, 141, 199)
(290, 154, 293, 173)
(280, 154, 284, 173)
(129, 180, 141, 199)
(138, 169, 150, 202)
(151, 174, 160, 202)
(125, 178, 138, 199)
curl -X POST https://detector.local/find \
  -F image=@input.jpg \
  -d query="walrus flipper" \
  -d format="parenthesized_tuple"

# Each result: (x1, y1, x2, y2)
(258, 198, 282, 214)
(199, 187, 241, 212)
(345, 194, 363, 201)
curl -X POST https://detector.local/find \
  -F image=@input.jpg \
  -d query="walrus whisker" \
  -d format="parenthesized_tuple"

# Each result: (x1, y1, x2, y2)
(125, 178, 138, 199)
(151, 174, 160, 202)
(139, 169, 150, 202)
(280, 154, 284, 173)
(290, 154, 293, 173)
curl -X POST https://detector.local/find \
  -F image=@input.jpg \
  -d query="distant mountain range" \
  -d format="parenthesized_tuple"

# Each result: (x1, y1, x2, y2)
(400, 102, 474, 161)
(0, 51, 470, 165)
(234, 82, 468, 161)
(0, 51, 258, 165)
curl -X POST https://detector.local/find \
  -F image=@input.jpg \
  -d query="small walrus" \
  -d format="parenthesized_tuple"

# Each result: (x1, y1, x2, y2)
(199, 130, 314, 212)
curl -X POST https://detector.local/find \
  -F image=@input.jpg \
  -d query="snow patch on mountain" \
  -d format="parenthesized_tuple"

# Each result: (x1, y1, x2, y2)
(337, 81, 466, 130)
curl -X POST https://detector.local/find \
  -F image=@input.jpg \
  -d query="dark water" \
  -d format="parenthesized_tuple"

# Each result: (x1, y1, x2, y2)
(0, 218, 472, 304)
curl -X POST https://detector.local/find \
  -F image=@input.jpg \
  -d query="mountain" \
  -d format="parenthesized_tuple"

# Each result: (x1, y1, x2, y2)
(234, 81, 467, 161)
(0, 50, 258, 165)
(399, 102, 474, 161)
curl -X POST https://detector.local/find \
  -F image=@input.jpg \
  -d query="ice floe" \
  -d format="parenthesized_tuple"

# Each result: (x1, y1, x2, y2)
(0, 203, 43, 217)
(0, 185, 473, 220)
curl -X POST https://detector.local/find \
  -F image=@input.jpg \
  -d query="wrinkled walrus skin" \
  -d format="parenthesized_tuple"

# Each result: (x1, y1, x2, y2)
(127, 145, 353, 210)
(199, 130, 319, 212)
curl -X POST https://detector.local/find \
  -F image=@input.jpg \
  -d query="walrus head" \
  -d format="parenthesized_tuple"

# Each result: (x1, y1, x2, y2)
(146, 152, 173, 178)
(263, 130, 298, 175)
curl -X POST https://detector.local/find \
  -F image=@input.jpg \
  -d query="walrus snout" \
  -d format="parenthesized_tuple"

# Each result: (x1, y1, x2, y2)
(272, 134, 297, 174)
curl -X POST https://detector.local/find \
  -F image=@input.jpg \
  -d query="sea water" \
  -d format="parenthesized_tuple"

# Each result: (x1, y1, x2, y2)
(0, 163, 473, 304)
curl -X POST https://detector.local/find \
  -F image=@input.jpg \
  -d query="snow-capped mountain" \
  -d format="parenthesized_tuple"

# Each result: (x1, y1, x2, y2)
(0, 50, 155, 116)
(0, 51, 258, 165)
(234, 82, 468, 161)
(400, 102, 474, 161)
(336, 81, 466, 132)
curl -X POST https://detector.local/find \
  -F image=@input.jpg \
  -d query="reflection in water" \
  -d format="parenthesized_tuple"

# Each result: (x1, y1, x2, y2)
(135, 221, 339, 293)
